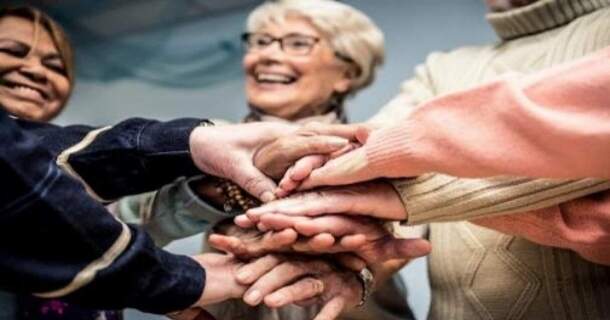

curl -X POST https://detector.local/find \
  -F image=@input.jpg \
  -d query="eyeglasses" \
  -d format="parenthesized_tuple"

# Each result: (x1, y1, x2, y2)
(241, 32, 320, 56)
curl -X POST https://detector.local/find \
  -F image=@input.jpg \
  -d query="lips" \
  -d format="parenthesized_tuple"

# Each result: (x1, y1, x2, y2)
(1, 80, 49, 102)
(254, 71, 298, 85)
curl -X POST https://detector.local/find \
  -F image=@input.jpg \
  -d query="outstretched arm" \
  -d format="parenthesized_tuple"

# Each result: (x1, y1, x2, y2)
(0, 111, 206, 314)
(300, 47, 610, 188)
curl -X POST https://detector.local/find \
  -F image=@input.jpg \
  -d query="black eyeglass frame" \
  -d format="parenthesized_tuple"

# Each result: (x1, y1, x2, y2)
(241, 32, 323, 56)
(241, 32, 359, 73)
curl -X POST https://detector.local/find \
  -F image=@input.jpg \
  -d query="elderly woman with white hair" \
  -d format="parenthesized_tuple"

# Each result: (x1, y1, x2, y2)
(115, 1, 418, 319)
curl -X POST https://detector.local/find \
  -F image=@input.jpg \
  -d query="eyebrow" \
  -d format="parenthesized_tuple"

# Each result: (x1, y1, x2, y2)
(283, 32, 319, 38)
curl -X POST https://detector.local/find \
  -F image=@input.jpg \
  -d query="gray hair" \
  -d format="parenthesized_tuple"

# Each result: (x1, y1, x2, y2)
(247, 0, 385, 95)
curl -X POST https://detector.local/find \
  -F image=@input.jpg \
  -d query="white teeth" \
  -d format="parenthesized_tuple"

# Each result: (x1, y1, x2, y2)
(13, 86, 43, 99)
(256, 73, 295, 83)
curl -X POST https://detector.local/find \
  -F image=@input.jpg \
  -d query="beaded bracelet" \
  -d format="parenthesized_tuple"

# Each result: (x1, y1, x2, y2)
(215, 179, 260, 213)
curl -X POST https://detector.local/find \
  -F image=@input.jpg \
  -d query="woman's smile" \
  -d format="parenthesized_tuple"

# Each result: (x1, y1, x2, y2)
(1, 78, 51, 105)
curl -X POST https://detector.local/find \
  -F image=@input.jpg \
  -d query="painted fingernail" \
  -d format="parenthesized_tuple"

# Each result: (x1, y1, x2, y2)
(261, 191, 275, 203)
(246, 290, 262, 305)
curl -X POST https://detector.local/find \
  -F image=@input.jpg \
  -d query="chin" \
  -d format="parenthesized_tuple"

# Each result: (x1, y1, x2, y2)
(2, 102, 52, 122)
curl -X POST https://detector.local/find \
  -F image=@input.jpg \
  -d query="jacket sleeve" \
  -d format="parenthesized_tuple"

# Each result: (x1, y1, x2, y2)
(0, 111, 205, 314)
(363, 46, 610, 180)
(115, 177, 234, 247)
(17, 117, 202, 201)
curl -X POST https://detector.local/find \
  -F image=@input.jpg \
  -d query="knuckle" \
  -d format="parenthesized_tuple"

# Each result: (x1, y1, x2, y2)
(243, 177, 264, 196)
(281, 261, 302, 275)
(308, 278, 325, 293)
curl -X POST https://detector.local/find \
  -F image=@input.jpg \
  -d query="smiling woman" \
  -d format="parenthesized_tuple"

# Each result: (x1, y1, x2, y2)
(0, 6, 73, 122)
(0, 6, 124, 320)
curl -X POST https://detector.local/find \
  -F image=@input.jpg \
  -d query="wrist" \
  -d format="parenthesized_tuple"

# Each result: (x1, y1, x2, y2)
(188, 120, 215, 173)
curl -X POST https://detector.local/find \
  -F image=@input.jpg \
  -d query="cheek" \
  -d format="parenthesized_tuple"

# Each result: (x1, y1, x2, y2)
(298, 67, 342, 98)
(242, 53, 257, 74)
(0, 55, 21, 73)
(51, 75, 71, 105)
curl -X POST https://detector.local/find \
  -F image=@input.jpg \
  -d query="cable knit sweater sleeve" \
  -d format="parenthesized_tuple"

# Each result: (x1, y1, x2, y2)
(365, 47, 610, 180)
(473, 191, 610, 265)
(373, 47, 610, 265)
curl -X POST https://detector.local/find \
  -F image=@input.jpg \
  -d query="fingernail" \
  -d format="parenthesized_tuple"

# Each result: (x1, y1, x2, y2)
(328, 137, 349, 148)
(237, 270, 251, 283)
(261, 191, 275, 203)
(246, 290, 262, 305)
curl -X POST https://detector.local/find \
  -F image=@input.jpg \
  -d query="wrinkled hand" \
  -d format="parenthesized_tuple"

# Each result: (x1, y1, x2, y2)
(208, 222, 366, 270)
(208, 222, 298, 259)
(297, 148, 373, 191)
(237, 213, 430, 265)
(248, 181, 408, 221)
(189, 122, 298, 202)
(237, 255, 362, 320)
(253, 123, 369, 180)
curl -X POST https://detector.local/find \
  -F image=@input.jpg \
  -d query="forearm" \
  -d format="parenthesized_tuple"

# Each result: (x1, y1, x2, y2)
(392, 174, 610, 225)
(1, 113, 204, 313)
(364, 47, 610, 180)
(18, 117, 203, 201)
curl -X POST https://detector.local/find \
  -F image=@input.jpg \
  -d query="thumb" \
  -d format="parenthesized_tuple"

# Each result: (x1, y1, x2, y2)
(355, 125, 371, 144)
(299, 148, 374, 190)
(231, 164, 278, 202)
(379, 238, 431, 261)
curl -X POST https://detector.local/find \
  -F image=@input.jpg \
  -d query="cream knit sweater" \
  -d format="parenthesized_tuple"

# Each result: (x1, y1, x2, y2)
(372, 0, 610, 319)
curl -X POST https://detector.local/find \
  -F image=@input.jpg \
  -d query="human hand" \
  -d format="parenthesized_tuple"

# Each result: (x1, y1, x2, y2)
(208, 221, 298, 259)
(208, 222, 366, 270)
(189, 122, 297, 202)
(237, 255, 362, 320)
(253, 123, 369, 180)
(248, 181, 408, 221)
(238, 214, 431, 265)
(189, 253, 248, 306)
(284, 126, 413, 191)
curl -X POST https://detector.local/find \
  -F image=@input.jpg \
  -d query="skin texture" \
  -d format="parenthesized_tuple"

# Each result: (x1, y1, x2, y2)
(189, 122, 298, 203)
(239, 255, 362, 320)
(0, 16, 70, 121)
(253, 123, 367, 180)
(244, 15, 353, 120)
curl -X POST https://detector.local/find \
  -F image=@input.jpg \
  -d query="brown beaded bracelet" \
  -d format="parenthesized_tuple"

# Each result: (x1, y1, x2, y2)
(215, 179, 260, 213)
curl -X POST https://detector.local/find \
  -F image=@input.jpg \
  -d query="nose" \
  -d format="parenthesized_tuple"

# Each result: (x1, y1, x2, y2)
(20, 58, 48, 84)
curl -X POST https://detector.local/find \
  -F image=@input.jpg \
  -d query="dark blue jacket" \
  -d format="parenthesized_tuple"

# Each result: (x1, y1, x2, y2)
(0, 109, 205, 314)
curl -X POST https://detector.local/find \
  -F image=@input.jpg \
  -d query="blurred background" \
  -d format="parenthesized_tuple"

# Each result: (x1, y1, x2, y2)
(10, 0, 496, 318)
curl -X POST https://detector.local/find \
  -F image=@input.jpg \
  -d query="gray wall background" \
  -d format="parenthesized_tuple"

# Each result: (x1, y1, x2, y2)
(54, 1, 497, 319)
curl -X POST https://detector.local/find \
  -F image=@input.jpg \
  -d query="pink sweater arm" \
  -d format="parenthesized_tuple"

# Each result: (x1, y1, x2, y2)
(473, 190, 610, 265)
(365, 47, 610, 179)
